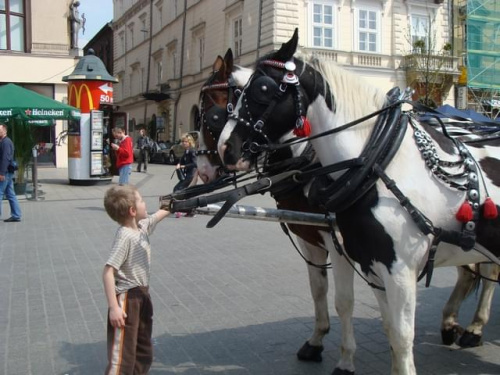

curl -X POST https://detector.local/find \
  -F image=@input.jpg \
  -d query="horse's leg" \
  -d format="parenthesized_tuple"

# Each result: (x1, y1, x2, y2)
(331, 249, 356, 375)
(296, 239, 330, 362)
(458, 264, 499, 348)
(441, 266, 474, 345)
(379, 267, 417, 375)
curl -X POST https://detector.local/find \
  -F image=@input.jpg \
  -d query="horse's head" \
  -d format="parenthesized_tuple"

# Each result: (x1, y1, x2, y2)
(197, 49, 253, 183)
(218, 29, 334, 171)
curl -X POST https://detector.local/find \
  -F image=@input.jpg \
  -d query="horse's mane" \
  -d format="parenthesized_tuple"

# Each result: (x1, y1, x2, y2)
(298, 53, 387, 120)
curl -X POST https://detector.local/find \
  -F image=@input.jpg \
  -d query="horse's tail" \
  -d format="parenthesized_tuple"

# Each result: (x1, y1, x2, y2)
(462, 264, 483, 300)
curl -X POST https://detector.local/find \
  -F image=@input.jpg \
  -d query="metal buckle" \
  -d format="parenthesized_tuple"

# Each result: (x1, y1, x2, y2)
(254, 120, 264, 132)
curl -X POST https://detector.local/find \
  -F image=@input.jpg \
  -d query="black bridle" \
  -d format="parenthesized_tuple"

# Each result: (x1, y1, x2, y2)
(198, 74, 241, 157)
(229, 59, 311, 159)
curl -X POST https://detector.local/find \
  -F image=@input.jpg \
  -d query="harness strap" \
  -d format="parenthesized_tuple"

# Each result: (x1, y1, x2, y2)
(279, 222, 332, 269)
(373, 164, 434, 235)
(330, 228, 386, 291)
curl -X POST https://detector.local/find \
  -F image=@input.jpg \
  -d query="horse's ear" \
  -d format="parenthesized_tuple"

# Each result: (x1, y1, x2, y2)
(212, 55, 224, 72)
(274, 28, 299, 62)
(223, 48, 234, 76)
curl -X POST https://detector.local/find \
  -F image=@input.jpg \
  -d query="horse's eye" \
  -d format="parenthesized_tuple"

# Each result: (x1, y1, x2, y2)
(212, 115, 219, 121)
(261, 85, 268, 92)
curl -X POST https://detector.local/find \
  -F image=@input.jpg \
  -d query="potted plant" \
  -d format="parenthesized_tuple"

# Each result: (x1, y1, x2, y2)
(413, 39, 426, 54)
(442, 42, 452, 55)
(10, 119, 35, 194)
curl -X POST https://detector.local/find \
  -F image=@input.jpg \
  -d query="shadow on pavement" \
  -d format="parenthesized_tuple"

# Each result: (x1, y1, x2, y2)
(58, 316, 500, 375)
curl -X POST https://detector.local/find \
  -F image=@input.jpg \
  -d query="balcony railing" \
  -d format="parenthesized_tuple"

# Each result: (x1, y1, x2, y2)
(401, 53, 459, 74)
(302, 48, 394, 69)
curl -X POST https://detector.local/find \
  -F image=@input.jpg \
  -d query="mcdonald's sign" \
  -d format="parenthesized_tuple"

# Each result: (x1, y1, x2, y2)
(67, 81, 114, 113)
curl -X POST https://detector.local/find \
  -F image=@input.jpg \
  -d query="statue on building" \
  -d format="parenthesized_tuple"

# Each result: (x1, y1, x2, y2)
(69, 0, 86, 49)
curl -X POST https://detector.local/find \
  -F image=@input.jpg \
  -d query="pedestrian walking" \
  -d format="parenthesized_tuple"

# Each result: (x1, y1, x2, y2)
(136, 128, 152, 173)
(102, 185, 171, 374)
(111, 127, 133, 185)
(0, 123, 22, 222)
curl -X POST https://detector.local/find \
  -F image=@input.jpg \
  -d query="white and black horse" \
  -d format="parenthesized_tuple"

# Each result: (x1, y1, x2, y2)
(218, 29, 500, 374)
(197, 49, 336, 362)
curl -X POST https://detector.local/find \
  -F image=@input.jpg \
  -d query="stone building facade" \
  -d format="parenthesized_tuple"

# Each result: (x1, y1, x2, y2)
(113, 0, 457, 142)
(0, 0, 80, 168)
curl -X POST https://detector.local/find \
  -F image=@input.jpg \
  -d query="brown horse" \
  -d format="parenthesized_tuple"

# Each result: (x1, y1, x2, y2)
(197, 49, 334, 362)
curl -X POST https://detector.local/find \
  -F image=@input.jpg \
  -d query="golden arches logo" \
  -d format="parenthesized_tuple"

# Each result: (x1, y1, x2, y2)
(68, 83, 94, 112)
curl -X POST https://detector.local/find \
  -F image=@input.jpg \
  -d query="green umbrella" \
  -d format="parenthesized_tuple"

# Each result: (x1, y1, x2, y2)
(0, 83, 81, 123)
(0, 83, 81, 193)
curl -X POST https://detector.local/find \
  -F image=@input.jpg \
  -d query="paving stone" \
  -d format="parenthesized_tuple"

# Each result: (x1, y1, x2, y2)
(1, 164, 499, 374)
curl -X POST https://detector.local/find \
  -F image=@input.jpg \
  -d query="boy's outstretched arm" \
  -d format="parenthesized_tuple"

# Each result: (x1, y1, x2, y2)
(154, 209, 170, 222)
(102, 265, 127, 328)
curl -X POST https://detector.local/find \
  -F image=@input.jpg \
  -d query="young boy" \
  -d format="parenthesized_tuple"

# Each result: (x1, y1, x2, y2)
(103, 185, 170, 374)
(110, 127, 133, 185)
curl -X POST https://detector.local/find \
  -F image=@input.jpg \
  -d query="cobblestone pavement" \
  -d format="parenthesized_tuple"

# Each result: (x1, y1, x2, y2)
(0, 163, 499, 375)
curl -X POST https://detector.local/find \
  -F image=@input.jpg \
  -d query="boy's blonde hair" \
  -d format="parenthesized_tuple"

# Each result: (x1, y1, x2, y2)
(181, 133, 195, 148)
(104, 185, 138, 224)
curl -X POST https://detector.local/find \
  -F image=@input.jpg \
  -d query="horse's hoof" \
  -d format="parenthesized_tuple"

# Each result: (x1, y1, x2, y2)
(332, 368, 355, 375)
(297, 341, 323, 362)
(458, 331, 483, 348)
(441, 326, 463, 346)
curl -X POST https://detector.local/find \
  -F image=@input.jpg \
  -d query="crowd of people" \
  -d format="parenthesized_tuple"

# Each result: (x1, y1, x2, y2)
(109, 127, 198, 212)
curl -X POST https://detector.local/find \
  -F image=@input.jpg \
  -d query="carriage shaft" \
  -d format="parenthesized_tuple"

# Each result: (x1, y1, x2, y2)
(194, 204, 332, 226)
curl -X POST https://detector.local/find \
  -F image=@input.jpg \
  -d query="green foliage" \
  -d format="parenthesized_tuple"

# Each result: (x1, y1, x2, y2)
(10, 119, 35, 183)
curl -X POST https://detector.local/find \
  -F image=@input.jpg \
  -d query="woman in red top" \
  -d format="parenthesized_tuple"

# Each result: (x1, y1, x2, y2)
(111, 127, 134, 185)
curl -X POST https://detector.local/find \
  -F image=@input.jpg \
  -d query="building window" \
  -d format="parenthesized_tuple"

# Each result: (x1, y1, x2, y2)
(156, 5, 163, 31)
(118, 31, 125, 55)
(312, 2, 334, 48)
(128, 23, 134, 49)
(141, 67, 146, 92)
(198, 36, 204, 72)
(171, 51, 177, 79)
(356, 8, 380, 52)
(156, 59, 162, 84)
(233, 17, 242, 57)
(139, 14, 147, 42)
(411, 14, 430, 51)
(0, 0, 25, 51)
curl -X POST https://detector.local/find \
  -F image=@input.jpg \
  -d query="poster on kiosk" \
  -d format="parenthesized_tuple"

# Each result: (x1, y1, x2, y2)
(90, 110, 104, 176)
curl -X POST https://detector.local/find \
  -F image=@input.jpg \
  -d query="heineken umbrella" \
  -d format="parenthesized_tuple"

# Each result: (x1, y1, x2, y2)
(0, 83, 81, 201)
(0, 83, 81, 123)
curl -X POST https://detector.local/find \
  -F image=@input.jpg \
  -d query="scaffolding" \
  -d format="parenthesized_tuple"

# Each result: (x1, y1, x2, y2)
(456, 0, 500, 119)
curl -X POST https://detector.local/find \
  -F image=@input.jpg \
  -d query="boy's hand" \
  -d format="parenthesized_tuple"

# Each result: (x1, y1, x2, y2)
(109, 306, 127, 328)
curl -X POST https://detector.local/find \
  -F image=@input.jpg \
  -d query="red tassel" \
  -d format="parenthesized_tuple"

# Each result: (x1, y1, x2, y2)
(456, 201, 473, 222)
(293, 116, 311, 137)
(483, 197, 498, 219)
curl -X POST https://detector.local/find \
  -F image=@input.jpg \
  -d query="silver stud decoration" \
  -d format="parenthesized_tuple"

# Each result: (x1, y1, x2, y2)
(468, 189, 479, 200)
(285, 61, 296, 72)
(465, 221, 475, 231)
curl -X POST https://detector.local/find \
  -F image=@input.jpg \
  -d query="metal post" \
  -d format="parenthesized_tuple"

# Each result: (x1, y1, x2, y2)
(32, 146, 38, 200)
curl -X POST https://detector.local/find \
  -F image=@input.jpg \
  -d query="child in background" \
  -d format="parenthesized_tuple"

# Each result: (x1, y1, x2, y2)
(102, 185, 170, 374)
(111, 127, 133, 185)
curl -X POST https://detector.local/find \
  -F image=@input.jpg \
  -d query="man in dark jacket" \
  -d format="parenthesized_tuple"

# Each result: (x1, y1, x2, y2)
(136, 128, 151, 173)
(0, 123, 22, 222)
